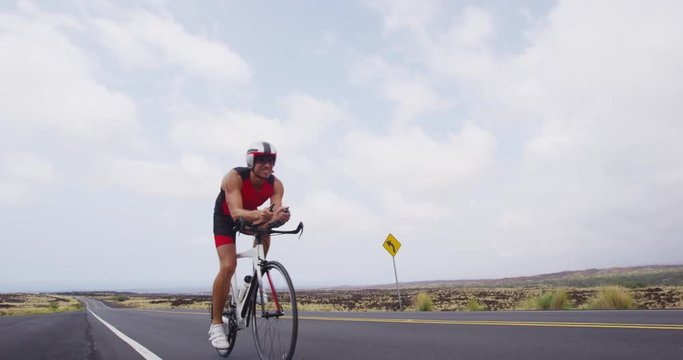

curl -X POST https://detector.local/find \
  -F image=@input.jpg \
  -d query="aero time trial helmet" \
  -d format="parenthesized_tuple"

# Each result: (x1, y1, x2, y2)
(246, 141, 277, 168)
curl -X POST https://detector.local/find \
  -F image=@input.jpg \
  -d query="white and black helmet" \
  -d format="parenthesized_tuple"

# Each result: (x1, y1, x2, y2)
(246, 141, 277, 168)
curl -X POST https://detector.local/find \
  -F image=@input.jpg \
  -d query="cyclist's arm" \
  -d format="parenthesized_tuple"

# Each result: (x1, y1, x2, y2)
(269, 178, 284, 210)
(268, 178, 290, 225)
(224, 170, 265, 223)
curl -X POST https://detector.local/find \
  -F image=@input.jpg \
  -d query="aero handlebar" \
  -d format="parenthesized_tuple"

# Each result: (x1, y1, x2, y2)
(234, 219, 304, 238)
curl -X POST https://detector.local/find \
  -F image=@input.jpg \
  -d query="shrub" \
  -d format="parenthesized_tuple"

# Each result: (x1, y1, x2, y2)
(113, 295, 129, 302)
(547, 290, 571, 310)
(587, 286, 634, 310)
(467, 297, 485, 311)
(518, 290, 572, 310)
(415, 292, 433, 311)
(536, 292, 554, 310)
(515, 297, 538, 310)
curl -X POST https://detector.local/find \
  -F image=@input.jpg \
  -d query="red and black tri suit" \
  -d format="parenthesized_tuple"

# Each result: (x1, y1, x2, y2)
(213, 167, 275, 247)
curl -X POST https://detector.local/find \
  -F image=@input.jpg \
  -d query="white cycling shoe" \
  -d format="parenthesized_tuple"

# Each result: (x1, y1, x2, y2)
(208, 323, 229, 349)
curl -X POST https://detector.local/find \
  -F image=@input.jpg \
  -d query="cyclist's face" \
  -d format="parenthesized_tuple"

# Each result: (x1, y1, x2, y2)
(254, 155, 276, 166)
(253, 155, 275, 176)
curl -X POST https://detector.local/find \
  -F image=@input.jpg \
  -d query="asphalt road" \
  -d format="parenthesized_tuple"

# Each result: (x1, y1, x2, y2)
(1, 298, 682, 359)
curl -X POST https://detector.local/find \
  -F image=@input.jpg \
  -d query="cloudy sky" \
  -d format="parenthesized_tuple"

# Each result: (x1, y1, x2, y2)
(1, 0, 682, 292)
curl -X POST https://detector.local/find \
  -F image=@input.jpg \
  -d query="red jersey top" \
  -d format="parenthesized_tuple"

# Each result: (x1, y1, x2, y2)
(214, 167, 275, 217)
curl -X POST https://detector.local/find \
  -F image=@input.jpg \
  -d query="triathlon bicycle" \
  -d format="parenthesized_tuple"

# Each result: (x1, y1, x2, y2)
(210, 219, 304, 360)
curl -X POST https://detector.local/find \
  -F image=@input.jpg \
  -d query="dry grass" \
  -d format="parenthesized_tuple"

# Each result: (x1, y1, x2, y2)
(297, 286, 683, 311)
(67, 285, 683, 312)
(517, 290, 573, 310)
(296, 303, 348, 311)
(0, 294, 83, 316)
(466, 297, 485, 311)
(550, 290, 572, 309)
(95, 294, 211, 310)
(585, 286, 634, 310)
(415, 292, 433, 311)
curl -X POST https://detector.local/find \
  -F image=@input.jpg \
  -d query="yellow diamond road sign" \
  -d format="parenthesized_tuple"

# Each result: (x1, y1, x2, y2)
(383, 233, 401, 257)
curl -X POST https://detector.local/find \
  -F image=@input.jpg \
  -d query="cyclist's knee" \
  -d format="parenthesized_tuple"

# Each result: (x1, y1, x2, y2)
(219, 261, 236, 277)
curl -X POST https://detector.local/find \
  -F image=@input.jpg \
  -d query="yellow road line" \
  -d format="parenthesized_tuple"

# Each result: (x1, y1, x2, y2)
(299, 316, 683, 330)
(123, 308, 683, 331)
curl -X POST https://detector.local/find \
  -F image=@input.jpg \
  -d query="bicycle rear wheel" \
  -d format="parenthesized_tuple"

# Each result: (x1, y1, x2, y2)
(251, 261, 298, 360)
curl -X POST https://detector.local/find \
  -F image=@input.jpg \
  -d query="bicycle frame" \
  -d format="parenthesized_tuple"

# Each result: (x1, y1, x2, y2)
(226, 221, 303, 325)
(214, 220, 303, 359)
(226, 233, 268, 328)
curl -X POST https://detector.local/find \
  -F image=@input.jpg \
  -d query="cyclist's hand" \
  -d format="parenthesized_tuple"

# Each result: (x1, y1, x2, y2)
(256, 209, 274, 224)
(273, 206, 290, 224)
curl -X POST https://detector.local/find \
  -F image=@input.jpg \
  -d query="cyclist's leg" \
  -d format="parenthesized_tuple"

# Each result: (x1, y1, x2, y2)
(212, 243, 237, 324)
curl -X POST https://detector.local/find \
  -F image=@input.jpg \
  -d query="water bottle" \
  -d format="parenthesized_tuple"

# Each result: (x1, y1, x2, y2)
(237, 275, 252, 303)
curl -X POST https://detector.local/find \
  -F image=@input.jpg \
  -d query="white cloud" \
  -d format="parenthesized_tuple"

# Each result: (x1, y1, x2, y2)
(365, 2, 497, 82)
(277, 93, 348, 143)
(0, 181, 23, 205)
(96, 154, 221, 198)
(297, 189, 380, 241)
(92, 16, 156, 69)
(356, 0, 683, 276)
(512, 0, 683, 187)
(169, 109, 284, 155)
(371, 0, 683, 212)
(480, 1, 683, 267)
(429, 6, 496, 80)
(0, 7, 140, 144)
(450, 6, 494, 46)
(4, 153, 56, 183)
(365, 0, 442, 33)
(384, 79, 444, 130)
(0, 153, 55, 205)
(376, 188, 454, 225)
(498, 212, 533, 229)
(335, 123, 497, 202)
(92, 10, 250, 83)
(169, 93, 348, 156)
(350, 56, 445, 128)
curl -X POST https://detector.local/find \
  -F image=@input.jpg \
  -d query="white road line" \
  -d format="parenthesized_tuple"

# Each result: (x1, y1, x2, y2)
(87, 304, 163, 360)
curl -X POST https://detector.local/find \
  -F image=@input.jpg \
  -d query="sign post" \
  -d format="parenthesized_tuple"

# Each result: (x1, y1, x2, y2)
(383, 233, 402, 310)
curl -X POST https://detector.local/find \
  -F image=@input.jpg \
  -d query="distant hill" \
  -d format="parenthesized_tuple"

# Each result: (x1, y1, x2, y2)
(362, 265, 683, 290)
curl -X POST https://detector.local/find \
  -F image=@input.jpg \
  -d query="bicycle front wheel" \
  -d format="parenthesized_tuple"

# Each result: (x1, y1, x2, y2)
(252, 261, 298, 360)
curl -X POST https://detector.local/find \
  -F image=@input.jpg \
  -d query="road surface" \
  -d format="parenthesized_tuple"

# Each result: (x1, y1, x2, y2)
(0, 297, 681, 359)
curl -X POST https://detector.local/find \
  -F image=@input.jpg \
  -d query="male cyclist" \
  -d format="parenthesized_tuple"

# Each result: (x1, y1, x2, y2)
(209, 141, 291, 350)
